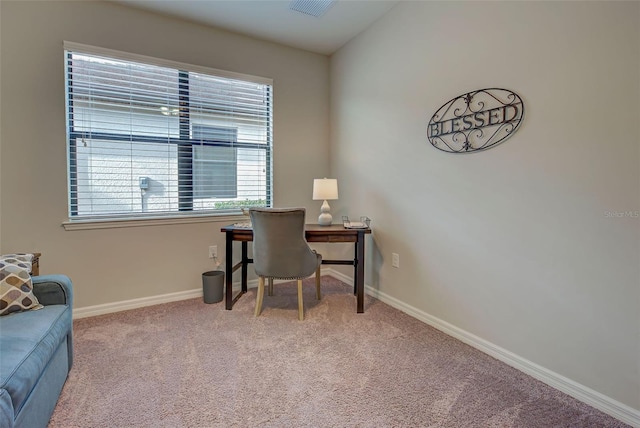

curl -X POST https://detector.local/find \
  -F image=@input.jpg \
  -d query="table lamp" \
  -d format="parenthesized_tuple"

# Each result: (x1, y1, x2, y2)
(312, 178, 338, 226)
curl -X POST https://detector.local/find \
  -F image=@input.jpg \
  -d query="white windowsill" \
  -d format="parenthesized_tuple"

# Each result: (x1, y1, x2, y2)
(62, 213, 246, 231)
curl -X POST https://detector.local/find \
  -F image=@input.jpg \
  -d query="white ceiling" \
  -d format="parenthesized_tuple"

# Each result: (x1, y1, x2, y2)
(116, 0, 399, 55)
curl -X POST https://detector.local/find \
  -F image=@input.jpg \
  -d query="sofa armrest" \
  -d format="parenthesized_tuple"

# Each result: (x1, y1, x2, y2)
(32, 274, 73, 308)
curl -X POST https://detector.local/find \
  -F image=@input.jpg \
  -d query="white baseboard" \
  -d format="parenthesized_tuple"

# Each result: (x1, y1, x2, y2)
(323, 269, 640, 427)
(73, 269, 639, 427)
(73, 275, 268, 319)
(73, 288, 204, 319)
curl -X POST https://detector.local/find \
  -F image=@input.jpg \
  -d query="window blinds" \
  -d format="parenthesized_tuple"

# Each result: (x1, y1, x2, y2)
(64, 42, 273, 220)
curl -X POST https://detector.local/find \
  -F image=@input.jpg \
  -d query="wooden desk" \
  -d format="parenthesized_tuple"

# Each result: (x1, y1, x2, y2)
(32, 253, 41, 276)
(220, 224, 371, 313)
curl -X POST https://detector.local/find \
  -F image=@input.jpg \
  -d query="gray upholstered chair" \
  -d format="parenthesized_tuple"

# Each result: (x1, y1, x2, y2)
(249, 208, 322, 321)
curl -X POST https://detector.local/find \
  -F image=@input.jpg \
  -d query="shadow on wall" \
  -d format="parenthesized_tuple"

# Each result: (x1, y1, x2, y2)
(328, 184, 391, 291)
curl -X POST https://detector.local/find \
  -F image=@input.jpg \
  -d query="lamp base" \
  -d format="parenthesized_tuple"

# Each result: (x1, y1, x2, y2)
(318, 212, 332, 226)
(318, 200, 332, 226)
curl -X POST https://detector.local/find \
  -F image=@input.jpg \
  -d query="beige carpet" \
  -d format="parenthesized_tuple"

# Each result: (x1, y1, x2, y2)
(49, 276, 628, 427)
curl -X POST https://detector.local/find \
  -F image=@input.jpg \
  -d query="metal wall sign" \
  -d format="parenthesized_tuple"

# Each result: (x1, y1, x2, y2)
(427, 88, 524, 153)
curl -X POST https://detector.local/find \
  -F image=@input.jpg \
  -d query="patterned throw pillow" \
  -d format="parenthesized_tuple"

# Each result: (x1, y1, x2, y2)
(1, 253, 33, 273)
(0, 254, 43, 316)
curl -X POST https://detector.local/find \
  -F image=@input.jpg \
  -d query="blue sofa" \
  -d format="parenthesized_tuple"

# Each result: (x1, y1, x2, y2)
(0, 275, 73, 428)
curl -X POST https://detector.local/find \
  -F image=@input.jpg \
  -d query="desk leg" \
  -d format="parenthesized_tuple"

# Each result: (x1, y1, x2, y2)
(356, 230, 365, 313)
(353, 243, 358, 296)
(241, 241, 248, 293)
(225, 231, 234, 310)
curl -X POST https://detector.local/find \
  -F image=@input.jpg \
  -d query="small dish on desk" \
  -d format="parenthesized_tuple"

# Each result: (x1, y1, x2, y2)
(233, 222, 252, 228)
(344, 222, 369, 229)
(342, 216, 371, 229)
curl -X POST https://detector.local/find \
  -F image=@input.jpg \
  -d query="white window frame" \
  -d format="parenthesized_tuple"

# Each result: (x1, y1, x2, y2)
(62, 42, 273, 230)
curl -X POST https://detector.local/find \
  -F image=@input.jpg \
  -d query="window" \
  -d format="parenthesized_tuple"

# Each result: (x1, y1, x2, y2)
(64, 42, 272, 221)
(192, 125, 238, 199)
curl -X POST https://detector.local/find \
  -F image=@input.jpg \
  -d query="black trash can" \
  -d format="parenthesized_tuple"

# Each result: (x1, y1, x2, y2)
(202, 270, 224, 304)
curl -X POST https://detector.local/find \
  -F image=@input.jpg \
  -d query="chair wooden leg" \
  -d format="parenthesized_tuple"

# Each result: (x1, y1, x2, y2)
(297, 279, 304, 321)
(315, 267, 321, 300)
(268, 278, 274, 296)
(255, 276, 265, 317)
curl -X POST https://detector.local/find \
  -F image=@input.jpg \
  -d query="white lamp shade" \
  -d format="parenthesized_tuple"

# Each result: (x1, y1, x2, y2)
(312, 178, 338, 200)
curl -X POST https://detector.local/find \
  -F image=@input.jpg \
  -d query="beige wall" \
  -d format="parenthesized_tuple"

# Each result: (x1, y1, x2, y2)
(0, 1, 329, 307)
(0, 3, 3, 247)
(331, 0, 639, 412)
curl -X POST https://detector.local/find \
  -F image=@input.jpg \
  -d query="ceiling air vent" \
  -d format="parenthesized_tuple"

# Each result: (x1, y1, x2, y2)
(289, 0, 335, 18)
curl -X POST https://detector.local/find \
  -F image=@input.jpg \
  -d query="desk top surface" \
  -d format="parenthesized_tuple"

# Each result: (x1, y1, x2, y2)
(221, 224, 371, 235)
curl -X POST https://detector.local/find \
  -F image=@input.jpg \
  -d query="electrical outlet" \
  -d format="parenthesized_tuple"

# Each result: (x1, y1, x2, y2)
(208, 245, 218, 259)
(392, 253, 400, 268)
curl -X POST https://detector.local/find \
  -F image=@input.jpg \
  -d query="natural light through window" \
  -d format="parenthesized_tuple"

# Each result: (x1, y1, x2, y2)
(64, 42, 273, 223)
